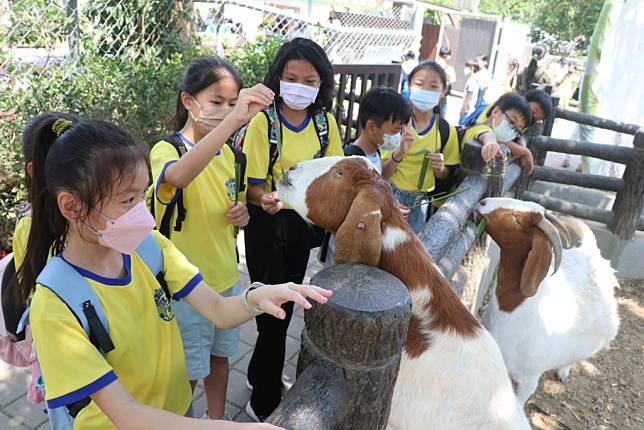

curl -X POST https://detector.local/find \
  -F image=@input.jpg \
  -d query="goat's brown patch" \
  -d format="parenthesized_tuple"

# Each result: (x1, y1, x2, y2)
(483, 209, 553, 312)
(405, 313, 430, 358)
(302, 157, 481, 355)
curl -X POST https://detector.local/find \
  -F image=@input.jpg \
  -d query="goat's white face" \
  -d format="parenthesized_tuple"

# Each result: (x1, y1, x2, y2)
(277, 156, 376, 225)
(476, 197, 544, 218)
(474, 197, 564, 297)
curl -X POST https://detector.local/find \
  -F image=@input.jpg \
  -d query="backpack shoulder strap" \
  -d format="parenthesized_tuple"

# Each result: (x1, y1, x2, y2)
(157, 134, 187, 238)
(135, 233, 171, 302)
(36, 257, 114, 354)
(226, 143, 247, 193)
(312, 110, 329, 157)
(136, 234, 164, 276)
(437, 117, 450, 153)
(264, 107, 281, 192)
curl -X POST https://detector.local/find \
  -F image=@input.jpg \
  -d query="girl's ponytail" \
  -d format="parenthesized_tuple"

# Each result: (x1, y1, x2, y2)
(12, 115, 75, 306)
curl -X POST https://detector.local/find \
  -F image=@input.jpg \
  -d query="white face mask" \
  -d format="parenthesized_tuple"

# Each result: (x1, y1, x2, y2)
(492, 114, 518, 142)
(410, 89, 441, 112)
(280, 81, 319, 111)
(380, 132, 402, 152)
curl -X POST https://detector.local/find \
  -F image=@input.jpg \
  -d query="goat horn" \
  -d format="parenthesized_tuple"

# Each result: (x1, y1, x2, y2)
(537, 217, 563, 275)
(545, 211, 573, 249)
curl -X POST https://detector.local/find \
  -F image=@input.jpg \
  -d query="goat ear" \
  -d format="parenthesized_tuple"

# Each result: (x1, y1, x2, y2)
(335, 188, 382, 266)
(519, 232, 552, 297)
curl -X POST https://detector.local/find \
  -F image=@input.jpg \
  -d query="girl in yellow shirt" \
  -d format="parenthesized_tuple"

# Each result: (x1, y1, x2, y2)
(151, 57, 252, 420)
(241, 38, 343, 421)
(382, 61, 461, 233)
(18, 114, 331, 430)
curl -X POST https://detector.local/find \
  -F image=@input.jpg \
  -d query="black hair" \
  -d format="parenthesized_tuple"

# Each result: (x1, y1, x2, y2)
(465, 60, 481, 74)
(524, 89, 553, 121)
(21, 112, 77, 201)
(408, 60, 447, 90)
(172, 56, 243, 132)
(358, 87, 412, 129)
(489, 93, 532, 127)
(439, 46, 451, 58)
(11, 115, 148, 306)
(263, 38, 335, 113)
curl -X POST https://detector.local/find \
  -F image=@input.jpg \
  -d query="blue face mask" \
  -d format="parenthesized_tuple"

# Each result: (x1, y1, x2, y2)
(410, 89, 441, 112)
(492, 113, 519, 142)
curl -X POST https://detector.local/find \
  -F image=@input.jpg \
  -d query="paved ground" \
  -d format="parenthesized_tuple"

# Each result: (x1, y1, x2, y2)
(0, 234, 324, 428)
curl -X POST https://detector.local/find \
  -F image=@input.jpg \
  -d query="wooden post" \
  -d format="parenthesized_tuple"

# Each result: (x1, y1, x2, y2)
(268, 264, 411, 430)
(608, 130, 644, 240)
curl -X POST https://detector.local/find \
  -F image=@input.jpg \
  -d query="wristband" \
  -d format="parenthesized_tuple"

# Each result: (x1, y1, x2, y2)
(392, 154, 403, 163)
(241, 282, 265, 316)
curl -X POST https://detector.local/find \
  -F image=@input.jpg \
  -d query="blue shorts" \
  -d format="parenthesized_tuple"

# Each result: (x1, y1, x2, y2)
(173, 283, 241, 381)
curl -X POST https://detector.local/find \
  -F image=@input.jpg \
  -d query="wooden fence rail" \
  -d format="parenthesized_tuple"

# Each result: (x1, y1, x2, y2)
(554, 108, 641, 136)
(521, 105, 644, 241)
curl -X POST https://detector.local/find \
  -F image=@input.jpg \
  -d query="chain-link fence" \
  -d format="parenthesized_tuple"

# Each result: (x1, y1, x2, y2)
(0, 0, 192, 81)
(195, 0, 417, 64)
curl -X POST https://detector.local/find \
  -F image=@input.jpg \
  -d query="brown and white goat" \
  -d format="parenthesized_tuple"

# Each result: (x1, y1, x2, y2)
(277, 156, 530, 430)
(474, 198, 620, 404)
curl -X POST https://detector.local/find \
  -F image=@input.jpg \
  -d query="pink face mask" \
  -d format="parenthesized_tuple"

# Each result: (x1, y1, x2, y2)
(87, 201, 156, 254)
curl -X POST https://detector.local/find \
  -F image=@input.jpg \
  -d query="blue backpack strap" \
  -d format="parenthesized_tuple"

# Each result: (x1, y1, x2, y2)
(136, 234, 164, 276)
(36, 257, 114, 354)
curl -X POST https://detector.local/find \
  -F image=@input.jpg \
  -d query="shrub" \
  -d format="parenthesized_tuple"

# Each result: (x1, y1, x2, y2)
(227, 35, 283, 86)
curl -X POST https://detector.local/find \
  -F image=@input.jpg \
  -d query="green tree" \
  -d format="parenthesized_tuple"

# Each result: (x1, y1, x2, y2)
(479, 0, 604, 54)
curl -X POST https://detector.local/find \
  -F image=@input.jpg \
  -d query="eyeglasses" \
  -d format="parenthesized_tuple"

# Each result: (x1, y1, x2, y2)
(502, 112, 526, 135)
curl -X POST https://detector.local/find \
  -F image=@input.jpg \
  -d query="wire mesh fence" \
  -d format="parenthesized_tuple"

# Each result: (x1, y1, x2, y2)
(1, 0, 419, 83)
(194, 0, 417, 64)
(0, 0, 192, 81)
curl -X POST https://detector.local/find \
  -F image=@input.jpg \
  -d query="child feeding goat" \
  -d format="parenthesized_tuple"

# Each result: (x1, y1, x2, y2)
(277, 156, 530, 430)
(474, 197, 619, 405)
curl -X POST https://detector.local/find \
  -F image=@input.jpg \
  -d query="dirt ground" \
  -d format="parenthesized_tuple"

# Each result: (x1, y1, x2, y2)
(527, 279, 644, 430)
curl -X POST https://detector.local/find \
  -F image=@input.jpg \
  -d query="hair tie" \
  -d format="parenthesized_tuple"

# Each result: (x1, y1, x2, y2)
(52, 118, 73, 137)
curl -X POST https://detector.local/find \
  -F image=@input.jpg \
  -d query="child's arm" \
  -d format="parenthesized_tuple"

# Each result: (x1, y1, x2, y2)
(185, 281, 332, 329)
(477, 131, 505, 161)
(92, 380, 282, 430)
(505, 140, 534, 173)
(163, 84, 274, 189)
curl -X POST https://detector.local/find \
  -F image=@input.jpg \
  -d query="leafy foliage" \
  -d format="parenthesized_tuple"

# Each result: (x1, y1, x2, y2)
(227, 35, 284, 86)
(479, 0, 604, 55)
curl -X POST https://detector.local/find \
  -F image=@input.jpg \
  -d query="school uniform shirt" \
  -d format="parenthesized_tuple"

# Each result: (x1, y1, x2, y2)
(30, 231, 201, 430)
(461, 123, 493, 149)
(383, 116, 460, 193)
(12, 215, 31, 269)
(243, 110, 343, 207)
(151, 139, 242, 293)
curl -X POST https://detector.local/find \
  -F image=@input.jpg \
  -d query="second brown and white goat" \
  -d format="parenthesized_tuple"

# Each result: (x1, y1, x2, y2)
(278, 157, 530, 430)
(474, 197, 620, 404)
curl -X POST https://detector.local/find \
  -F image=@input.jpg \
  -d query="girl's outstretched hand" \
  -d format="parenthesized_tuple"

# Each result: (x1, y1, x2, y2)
(248, 283, 333, 319)
(230, 84, 275, 125)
